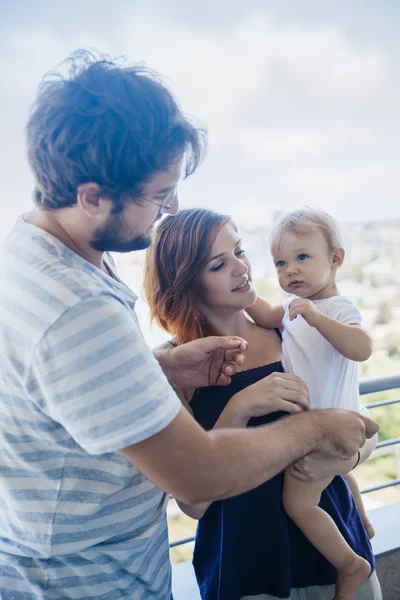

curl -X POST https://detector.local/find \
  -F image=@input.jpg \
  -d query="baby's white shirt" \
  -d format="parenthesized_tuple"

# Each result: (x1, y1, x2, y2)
(282, 295, 362, 412)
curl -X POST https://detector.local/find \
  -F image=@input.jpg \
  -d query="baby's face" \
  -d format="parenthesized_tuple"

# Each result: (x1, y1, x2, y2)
(271, 226, 339, 300)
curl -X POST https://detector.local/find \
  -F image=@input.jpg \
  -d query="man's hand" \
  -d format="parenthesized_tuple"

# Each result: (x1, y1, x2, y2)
(312, 409, 379, 460)
(155, 336, 248, 388)
(289, 298, 320, 327)
(289, 451, 357, 482)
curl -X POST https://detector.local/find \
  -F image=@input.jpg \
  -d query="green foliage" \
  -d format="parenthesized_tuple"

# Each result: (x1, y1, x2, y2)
(253, 276, 284, 306)
(386, 331, 400, 358)
(375, 299, 392, 325)
(169, 512, 196, 564)
(360, 351, 400, 443)
(359, 452, 398, 482)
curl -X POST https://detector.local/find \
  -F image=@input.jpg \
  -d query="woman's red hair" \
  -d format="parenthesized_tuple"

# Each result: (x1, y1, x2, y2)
(144, 208, 231, 344)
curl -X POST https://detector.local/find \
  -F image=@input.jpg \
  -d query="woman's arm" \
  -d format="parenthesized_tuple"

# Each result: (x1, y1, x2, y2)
(288, 299, 373, 362)
(246, 296, 285, 329)
(176, 371, 311, 519)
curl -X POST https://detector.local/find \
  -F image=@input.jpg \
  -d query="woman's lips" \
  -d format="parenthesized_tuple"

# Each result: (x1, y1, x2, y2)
(232, 280, 251, 292)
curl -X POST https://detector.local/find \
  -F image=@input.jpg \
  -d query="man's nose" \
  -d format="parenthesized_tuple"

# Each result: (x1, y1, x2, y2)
(165, 191, 179, 215)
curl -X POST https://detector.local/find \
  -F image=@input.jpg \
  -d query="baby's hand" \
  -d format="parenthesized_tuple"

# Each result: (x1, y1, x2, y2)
(289, 298, 320, 327)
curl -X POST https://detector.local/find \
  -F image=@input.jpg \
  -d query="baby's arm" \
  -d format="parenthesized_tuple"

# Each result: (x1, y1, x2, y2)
(246, 296, 285, 329)
(289, 299, 373, 362)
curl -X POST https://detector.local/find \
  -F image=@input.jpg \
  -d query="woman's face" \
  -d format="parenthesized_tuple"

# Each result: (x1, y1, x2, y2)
(197, 222, 257, 313)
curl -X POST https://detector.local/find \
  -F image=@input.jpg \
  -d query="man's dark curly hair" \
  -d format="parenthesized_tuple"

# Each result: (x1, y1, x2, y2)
(26, 49, 206, 210)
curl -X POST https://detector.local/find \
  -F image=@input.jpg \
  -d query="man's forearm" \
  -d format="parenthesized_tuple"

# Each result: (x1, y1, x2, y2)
(120, 408, 323, 506)
(184, 412, 323, 503)
(120, 405, 375, 506)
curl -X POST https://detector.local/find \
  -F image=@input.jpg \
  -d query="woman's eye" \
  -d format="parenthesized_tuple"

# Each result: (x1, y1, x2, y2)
(235, 249, 246, 257)
(210, 263, 224, 272)
(297, 253, 308, 261)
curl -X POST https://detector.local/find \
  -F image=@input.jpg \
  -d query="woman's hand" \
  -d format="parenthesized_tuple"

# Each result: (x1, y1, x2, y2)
(220, 372, 310, 427)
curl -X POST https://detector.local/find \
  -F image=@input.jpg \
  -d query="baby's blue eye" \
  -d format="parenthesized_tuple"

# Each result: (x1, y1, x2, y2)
(297, 253, 308, 261)
(276, 260, 285, 268)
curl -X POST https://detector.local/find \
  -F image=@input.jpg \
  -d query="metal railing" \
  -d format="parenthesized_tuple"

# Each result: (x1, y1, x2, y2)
(169, 373, 400, 549)
(359, 373, 400, 495)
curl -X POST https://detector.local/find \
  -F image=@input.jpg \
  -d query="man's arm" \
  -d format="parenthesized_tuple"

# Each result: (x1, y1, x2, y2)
(175, 371, 311, 519)
(34, 295, 376, 508)
(119, 405, 378, 506)
(289, 405, 377, 482)
(245, 296, 285, 329)
(290, 432, 378, 482)
(289, 299, 373, 362)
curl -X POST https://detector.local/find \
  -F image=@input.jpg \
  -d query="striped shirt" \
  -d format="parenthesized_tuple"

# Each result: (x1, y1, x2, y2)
(0, 216, 181, 599)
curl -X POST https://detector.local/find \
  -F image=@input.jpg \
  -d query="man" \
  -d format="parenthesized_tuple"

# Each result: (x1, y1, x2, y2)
(0, 51, 377, 599)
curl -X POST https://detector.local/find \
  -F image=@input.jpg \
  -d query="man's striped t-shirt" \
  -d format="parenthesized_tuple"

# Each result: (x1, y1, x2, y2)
(0, 216, 181, 599)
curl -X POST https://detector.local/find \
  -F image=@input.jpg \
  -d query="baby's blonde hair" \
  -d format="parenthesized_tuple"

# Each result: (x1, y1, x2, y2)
(270, 207, 343, 254)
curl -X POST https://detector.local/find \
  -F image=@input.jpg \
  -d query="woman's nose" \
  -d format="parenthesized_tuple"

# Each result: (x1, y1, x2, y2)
(233, 259, 248, 277)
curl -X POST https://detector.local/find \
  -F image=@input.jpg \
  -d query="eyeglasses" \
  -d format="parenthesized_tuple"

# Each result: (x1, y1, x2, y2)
(140, 185, 177, 211)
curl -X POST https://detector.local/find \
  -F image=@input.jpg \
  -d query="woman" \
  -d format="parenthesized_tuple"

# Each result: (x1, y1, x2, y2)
(144, 208, 381, 600)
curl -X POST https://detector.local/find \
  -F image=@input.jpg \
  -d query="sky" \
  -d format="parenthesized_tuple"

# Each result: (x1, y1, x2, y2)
(1, 0, 400, 241)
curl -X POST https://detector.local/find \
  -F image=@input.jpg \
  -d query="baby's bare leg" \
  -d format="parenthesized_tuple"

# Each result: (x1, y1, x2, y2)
(345, 473, 375, 539)
(283, 469, 371, 600)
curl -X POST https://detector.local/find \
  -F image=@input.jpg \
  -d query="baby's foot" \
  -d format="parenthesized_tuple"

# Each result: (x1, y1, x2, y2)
(362, 517, 375, 539)
(333, 555, 371, 600)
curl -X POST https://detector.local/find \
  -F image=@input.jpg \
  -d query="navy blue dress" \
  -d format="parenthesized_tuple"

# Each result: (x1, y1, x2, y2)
(191, 361, 375, 600)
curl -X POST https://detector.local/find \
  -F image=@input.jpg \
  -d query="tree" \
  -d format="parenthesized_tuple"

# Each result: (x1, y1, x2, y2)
(376, 300, 392, 325)
(385, 331, 400, 358)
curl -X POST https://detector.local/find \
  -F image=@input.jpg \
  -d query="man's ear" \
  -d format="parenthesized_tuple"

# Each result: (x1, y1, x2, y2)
(76, 183, 110, 219)
(332, 247, 345, 268)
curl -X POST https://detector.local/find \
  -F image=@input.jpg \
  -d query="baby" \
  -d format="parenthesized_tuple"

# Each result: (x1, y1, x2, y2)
(247, 207, 376, 600)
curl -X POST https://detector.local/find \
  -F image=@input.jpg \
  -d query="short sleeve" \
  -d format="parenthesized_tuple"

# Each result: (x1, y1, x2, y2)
(30, 294, 181, 455)
(282, 295, 294, 316)
(326, 297, 362, 326)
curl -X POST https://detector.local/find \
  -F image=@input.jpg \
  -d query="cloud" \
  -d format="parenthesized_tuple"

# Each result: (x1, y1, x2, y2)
(116, 10, 386, 127)
(1, 29, 113, 99)
(0, 2, 397, 237)
(236, 126, 374, 162)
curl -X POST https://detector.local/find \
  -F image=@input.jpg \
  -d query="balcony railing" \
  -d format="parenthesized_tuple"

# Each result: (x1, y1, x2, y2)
(169, 373, 400, 550)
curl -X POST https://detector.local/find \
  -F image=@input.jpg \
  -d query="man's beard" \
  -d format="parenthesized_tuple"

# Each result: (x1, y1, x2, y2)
(90, 211, 153, 253)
